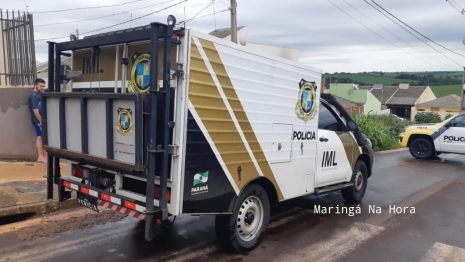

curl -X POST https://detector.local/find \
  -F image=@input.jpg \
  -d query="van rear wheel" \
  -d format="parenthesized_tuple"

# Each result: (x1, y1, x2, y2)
(215, 184, 270, 253)
(342, 160, 368, 203)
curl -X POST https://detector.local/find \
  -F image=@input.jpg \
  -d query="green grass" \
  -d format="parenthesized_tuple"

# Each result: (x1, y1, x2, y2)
(353, 113, 413, 151)
(430, 85, 461, 98)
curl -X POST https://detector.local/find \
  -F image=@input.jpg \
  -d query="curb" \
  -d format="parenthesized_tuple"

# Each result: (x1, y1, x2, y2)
(0, 197, 80, 220)
(375, 148, 408, 154)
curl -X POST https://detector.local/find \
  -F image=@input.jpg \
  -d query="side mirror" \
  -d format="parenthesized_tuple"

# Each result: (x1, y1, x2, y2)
(347, 120, 358, 131)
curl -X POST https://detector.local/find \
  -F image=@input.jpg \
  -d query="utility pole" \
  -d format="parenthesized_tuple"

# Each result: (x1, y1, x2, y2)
(76, 29, 79, 40)
(230, 0, 237, 43)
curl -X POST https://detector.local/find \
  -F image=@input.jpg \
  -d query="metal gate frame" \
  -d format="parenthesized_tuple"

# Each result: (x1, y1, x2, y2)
(0, 9, 36, 86)
(44, 16, 179, 241)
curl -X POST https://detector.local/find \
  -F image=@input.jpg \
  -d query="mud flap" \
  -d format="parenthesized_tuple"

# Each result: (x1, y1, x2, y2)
(58, 179, 72, 202)
(145, 209, 164, 241)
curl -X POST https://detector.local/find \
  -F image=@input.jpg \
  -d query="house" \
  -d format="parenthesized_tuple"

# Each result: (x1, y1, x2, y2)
(333, 95, 364, 116)
(360, 84, 436, 121)
(329, 83, 390, 115)
(386, 84, 436, 120)
(368, 85, 399, 109)
(413, 94, 461, 120)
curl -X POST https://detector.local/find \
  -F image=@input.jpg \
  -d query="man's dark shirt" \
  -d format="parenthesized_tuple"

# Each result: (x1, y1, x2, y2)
(28, 91, 41, 124)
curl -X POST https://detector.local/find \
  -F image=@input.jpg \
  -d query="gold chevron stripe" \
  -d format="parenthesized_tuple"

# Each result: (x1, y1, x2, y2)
(337, 131, 360, 170)
(197, 38, 284, 200)
(189, 38, 262, 192)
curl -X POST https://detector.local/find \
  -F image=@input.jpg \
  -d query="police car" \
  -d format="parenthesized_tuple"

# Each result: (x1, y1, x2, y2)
(399, 113, 465, 159)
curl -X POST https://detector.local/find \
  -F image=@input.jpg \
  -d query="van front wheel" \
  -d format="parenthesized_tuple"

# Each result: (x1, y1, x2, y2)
(342, 160, 368, 203)
(215, 184, 270, 253)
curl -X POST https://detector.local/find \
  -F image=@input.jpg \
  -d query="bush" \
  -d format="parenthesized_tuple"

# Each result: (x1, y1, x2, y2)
(414, 112, 442, 123)
(444, 113, 453, 121)
(353, 112, 411, 151)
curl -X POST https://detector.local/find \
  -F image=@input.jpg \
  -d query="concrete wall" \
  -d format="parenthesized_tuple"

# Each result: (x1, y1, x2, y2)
(346, 106, 364, 116)
(0, 87, 38, 160)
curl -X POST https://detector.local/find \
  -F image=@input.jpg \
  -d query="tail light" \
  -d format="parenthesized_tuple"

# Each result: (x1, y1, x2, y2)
(174, 30, 185, 37)
(71, 165, 89, 178)
(154, 186, 171, 203)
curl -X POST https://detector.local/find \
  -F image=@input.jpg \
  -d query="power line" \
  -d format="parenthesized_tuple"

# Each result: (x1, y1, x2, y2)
(35, 0, 187, 41)
(35, 12, 125, 27)
(34, 0, 144, 14)
(447, 0, 464, 14)
(213, 0, 217, 29)
(190, 8, 228, 21)
(370, 0, 465, 59)
(129, 8, 228, 24)
(364, 0, 463, 67)
(185, 1, 214, 23)
(201, 8, 228, 27)
(217, 0, 230, 9)
(341, 0, 454, 70)
(327, 0, 451, 70)
(34, 0, 176, 27)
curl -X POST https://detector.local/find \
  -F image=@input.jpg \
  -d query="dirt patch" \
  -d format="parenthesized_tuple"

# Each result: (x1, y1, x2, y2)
(14, 210, 127, 241)
(0, 187, 18, 207)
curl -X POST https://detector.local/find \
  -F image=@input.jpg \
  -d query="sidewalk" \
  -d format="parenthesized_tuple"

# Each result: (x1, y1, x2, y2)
(0, 161, 79, 221)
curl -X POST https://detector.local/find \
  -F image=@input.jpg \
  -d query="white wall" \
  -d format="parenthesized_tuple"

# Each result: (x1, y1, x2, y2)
(246, 43, 300, 62)
(221, 27, 300, 62)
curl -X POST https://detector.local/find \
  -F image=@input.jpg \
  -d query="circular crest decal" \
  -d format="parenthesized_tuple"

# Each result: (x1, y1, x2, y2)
(128, 53, 151, 93)
(295, 79, 318, 123)
(116, 107, 134, 136)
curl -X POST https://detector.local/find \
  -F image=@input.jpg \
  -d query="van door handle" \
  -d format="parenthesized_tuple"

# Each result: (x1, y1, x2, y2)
(319, 137, 328, 142)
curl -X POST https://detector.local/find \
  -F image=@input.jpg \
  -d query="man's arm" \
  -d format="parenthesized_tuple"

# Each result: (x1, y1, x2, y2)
(33, 108, 42, 125)
(31, 95, 42, 124)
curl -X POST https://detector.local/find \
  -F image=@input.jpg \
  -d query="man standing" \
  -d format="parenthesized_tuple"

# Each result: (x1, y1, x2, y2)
(28, 78, 48, 163)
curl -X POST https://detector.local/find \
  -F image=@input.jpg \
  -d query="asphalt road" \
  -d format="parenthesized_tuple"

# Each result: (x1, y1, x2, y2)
(1, 148, 465, 262)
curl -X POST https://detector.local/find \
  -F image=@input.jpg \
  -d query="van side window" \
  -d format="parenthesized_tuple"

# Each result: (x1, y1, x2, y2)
(318, 102, 343, 132)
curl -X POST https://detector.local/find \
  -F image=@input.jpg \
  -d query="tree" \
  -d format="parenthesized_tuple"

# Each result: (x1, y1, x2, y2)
(414, 112, 442, 123)
(444, 113, 454, 121)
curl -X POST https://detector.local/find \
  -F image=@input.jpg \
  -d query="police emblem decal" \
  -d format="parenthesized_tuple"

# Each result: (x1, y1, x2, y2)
(128, 53, 151, 93)
(116, 108, 134, 136)
(295, 79, 318, 123)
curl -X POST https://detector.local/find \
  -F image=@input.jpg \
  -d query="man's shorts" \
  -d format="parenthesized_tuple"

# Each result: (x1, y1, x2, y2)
(33, 123, 42, 137)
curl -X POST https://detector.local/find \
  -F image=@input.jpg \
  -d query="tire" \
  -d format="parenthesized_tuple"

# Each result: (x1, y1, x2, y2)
(409, 137, 434, 159)
(341, 160, 368, 203)
(215, 184, 270, 253)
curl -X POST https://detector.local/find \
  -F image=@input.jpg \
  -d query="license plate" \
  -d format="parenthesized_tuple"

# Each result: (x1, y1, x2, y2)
(77, 192, 99, 212)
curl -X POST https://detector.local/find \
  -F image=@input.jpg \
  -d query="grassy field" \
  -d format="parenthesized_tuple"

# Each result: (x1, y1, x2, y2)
(326, 74, 412, 86)
(431, 85, 461, 97)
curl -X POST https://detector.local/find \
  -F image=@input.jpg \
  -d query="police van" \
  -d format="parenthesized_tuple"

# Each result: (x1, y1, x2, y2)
(42, 16, 373, 253)
(399, 85, 465, 159)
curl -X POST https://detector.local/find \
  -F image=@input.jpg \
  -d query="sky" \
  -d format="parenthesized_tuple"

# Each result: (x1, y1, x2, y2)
(2, 0, 465, 73)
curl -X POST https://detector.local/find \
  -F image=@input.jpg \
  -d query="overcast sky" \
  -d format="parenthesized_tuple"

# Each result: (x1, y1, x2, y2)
(2, 0, 465, 73)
